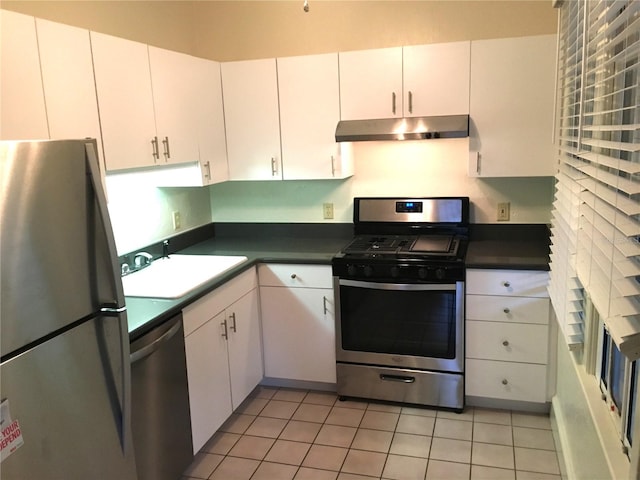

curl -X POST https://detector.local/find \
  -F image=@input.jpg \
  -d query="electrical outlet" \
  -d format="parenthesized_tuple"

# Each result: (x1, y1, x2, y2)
(497, 202, 510, 221)
(323, 203, 334, 220)
(172, 211, 181, 230)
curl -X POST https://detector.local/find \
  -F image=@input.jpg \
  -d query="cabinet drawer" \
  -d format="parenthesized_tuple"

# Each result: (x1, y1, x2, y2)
(466, 359, 547, 403)
(258, 263, 332, 288)
(183, 267, 257, 336)
(466, 321, 548, 364)
(466, 269, 549, 297)
(466, 295, 550, 325)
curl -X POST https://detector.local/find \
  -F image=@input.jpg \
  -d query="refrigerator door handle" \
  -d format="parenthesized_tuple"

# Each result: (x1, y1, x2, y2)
(106, 310, 133, 455)
(84, 141, 126, 307)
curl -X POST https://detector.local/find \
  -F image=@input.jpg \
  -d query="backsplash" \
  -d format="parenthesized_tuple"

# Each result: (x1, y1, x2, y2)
(105, 138, 554, 255)
(209, 139, 554, 224)
(105, 169, 211, 255)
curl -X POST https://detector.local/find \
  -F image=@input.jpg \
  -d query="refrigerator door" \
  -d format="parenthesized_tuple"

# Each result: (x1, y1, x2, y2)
(0, 139, 124, 356)
(0, 314, 137, 479)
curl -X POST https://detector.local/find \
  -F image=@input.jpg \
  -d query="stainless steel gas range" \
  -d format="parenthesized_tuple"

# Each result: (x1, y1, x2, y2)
(332, 197, 469, 411)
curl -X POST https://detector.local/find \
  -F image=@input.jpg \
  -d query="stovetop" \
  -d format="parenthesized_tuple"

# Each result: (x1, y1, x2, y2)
(342, 234, 458, 257)
(333, 196, 470, 282)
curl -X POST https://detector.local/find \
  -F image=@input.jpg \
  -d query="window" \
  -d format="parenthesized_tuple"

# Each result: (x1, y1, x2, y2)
(551, 0, 640, 466)
(599, 319, 638, 454)
(550, 0, 640, 358)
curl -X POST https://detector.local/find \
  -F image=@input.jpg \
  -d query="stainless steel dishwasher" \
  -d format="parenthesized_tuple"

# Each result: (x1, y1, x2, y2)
(130, 313, 193, 480)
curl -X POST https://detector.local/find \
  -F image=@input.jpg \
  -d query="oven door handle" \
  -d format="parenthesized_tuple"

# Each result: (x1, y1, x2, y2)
(380, 374, 416, 383)
(339, 279, 457, 291)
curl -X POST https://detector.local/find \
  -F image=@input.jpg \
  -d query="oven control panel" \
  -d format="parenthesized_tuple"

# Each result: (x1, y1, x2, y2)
(333, 261, 464, 283)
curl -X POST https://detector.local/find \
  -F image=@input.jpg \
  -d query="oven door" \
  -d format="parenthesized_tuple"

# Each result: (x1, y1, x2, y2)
(334, 278, 464, 373)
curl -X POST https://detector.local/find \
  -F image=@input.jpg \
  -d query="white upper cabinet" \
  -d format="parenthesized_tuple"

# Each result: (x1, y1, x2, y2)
(147, 46, 202, 166)
(193, 59, 228, 185)
(469, 34, 557, 177)
(36, 19, 102, 151)
(277, 53, 352, 180)
(339, 47, 403, 120)
(403, 41, 470, 117)
(91, 32, 157, 171)
(92, 34, 211, 172)
(221, 58, 282, 180)
(0, 10, 48, 140)
(338, 42, 471, 121)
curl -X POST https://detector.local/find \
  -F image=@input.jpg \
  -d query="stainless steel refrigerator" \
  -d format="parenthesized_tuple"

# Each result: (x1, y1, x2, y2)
(0, 139, 138, 479)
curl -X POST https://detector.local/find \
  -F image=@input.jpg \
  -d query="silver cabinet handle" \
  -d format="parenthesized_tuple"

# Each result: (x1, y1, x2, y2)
(229, 312, 237, 333)
(221, 319, 228, 339)
(323, 296, 328, 315)
(391, 92, 397, 115)
(502, 340, 510, 347)
(204, 161, 211, 179)
(271, 157, 278, 176)
(151, 136, 160, 161)
(408, 91, 413, 114)
(503, 308, 511, 314)
(331, 155, 336, 177)
(162, 136, 171, 160)
(502, 379, 509, 385)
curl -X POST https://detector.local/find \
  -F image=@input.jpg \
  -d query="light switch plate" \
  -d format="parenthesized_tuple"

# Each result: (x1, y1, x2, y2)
(497, 202, 510, 221)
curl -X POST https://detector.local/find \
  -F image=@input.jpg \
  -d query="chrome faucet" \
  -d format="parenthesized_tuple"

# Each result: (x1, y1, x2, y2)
(133, 252, 153, 269)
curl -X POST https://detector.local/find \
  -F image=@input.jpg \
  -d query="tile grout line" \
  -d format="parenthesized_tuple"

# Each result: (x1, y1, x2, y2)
(190, 388, 561, 480)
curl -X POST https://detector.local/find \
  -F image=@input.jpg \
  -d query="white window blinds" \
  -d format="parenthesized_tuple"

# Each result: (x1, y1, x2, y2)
(550, 0, 640, 359)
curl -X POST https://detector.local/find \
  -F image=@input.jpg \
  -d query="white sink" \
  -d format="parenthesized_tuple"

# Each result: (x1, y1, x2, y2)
(122, 254, 248, 299)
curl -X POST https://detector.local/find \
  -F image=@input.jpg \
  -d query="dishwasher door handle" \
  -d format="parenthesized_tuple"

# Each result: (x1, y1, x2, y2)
(130, 318, 182, 364)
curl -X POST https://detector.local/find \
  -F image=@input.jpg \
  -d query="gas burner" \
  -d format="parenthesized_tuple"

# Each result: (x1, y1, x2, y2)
(333, 197, 469, 282)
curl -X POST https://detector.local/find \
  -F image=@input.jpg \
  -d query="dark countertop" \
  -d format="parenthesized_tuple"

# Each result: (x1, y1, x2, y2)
(126, 222, 551, 340)
(126, 223, 352, 340)
(465, 224, 551, 271)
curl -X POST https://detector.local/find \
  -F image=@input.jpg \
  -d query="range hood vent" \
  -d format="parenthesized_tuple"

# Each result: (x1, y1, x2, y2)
(335, 114, 469, 142)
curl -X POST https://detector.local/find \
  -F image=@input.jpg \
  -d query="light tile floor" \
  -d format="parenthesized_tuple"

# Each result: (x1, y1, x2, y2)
(182, 386, 562, 480)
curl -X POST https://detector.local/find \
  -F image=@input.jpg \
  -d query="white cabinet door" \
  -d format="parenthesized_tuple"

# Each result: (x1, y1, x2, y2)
(221, 59, 282, 180)
(194, 59, 228, 185)
(0, 10, 48, 140)
(261, 286, 336, 384)
(469, 34, 557, 177)
(466, 321, 549, 364)
(403, 41, 470, 117)
(466, 359, 548, 403)
(227, 289, 263, 410)
(91, 32, 157, 171)
(184, 311, 232, 454)
(36, 19, 101, 152)
(467, 269, 549, 297)
(339, 47, 403, 121)
(278, 53, 347, 180)
(148, 46, 200, 166)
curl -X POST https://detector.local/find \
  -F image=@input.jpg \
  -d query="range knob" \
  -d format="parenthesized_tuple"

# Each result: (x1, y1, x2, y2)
(363, 265, 374, 277)
(347, 265, 358, 276)
(435, 268, 446, 280)
(390, 266, 400, 278)
(418, 267, 428, 279)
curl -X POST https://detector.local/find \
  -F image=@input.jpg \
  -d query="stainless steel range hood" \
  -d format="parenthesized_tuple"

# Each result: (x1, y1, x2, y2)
(335, 114, 469, 142)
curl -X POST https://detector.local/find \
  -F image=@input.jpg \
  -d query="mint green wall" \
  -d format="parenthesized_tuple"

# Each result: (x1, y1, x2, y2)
(210, 139, 554, 224)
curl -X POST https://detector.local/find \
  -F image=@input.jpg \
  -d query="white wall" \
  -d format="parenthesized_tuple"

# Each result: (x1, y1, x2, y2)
(106, 170, 212, 255)
(552, 329, 628, 480)
(210, 139, 554, 224)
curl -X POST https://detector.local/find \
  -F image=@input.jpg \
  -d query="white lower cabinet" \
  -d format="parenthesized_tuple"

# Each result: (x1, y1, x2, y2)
(182, 268, 262, 453)
(259, 264, 336, 384)
(465, 268, 551, 404)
